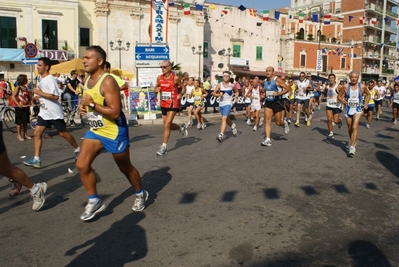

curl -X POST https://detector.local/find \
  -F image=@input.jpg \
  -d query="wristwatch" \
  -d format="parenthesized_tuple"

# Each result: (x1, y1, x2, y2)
(88, 102, 95, 109)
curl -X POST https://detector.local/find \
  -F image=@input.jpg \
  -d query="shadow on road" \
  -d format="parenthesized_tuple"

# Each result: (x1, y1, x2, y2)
(376, 151, 399, 178)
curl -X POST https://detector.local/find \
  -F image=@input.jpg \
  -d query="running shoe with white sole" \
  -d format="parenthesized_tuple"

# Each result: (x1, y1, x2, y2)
(197, 123, 201, 129)
(253, 125, 257, 131)
(261, 138, 272, 146)
(287, 118, 292, 124)
(216, 133, 225, 142)
(258, 117, 264, 126)
(246, 119, 251, 125)
(284, 120, 290, 134)
(23, 158, 41, 168)
(327, 132, 334, 139)
(337, 118, 342, 129)
(366, 123, 370, 129)
(156, 145, 167, 156)
(9, 180, 22, 197)
(31, 182, 47, 211)
(132, 190, 149, 212)
(231, 123, 237, 135)
(393, 120, 397, 125)
(180, 124, 188, 137)
(201, 123, 207, 130)
(80, 199, 106, 221)
(348, 146, 356, 157)
(294, 122, 300, 127)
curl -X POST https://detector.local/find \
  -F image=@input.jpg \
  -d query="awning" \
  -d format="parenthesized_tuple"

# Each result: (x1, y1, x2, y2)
(0, 48, 25, 62)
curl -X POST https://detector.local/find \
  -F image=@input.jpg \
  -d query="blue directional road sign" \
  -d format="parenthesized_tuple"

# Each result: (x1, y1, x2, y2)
(135, 46, 170, 61)
(21, 58, 39, 65)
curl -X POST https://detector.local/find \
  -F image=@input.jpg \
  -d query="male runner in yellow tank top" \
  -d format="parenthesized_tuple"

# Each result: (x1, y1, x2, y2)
(76, 45, 148, 221)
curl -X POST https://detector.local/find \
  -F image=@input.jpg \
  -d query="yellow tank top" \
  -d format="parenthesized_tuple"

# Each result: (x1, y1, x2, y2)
(84, 73, 122, 139)
(193, 88, 203, 106)
(290, 84, 295, 100)
(368, 88, 375, 105)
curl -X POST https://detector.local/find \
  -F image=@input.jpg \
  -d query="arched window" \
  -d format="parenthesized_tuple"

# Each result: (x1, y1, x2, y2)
(300, 49, 307, 67)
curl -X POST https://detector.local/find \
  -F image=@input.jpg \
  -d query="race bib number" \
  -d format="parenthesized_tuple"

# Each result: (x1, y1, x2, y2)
(328, 100, 337, 106)
(87, 112, 105, 129)
(161, 92, 171, 100)
(348, 99, 359, 107)
(266, 91, 274, 99)
(39, 99, 46, 109)
(252, 96, 258, 100)
(194, 96, 201, 102)
(298, 90, 304, 97)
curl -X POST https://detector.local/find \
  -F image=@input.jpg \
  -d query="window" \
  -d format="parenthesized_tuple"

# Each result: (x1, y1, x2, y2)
(256, 46, 262, 60)
(80, 28, 90, 47)
(42, 19, 58, 50)
(322, 55, 327, 72)
(232, 44, 241, 57)
(203, 41, 208, 58)
(0, 16, 17, 48)
(300, 54, 306, 67)
(340, 57, 346, 69)
(335, 0, 341, 14)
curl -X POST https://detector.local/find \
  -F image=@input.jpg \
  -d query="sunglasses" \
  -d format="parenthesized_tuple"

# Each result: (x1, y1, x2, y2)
(160, 66, 170, 69)
(300, 75, 305, 77)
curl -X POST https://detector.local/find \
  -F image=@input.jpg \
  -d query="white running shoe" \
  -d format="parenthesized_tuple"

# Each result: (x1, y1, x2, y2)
(258, 117, 264, 126)
(231, 123, 237, 135)
(253, 125, 257, 131)
(327, 132, 334, 139)
(132, 190, 149, 212)
(348, 146, 356, 157)
(156, 145, 167, 156)
(216, 133, 225, 142)
(197, 123, 201, 129)
(246, 119, 251, 125)
(366, 123, 370, 129)
(287, 118, 292, 124)
(80, 199, 106, 221)
(284, 120, 289, 134)
(393, 120, 397, 125)
(261, 138, 272, 146)
(180, 124, 188, 137)
(201, 123, 207, 130)
(31, 182, 47, 211)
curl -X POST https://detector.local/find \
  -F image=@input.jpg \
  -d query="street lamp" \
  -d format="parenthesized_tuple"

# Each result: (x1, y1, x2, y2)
(223, 47, 232, 67)
(192, 45, 203, 80)
(109, 39, 131, 69)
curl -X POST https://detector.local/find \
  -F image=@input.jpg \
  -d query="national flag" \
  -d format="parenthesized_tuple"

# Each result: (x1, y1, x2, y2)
(274, 11, 280, 20)
(342, 52, 347, 58)
(195, 4, 203, 11)
(263, 10, 269, 21)
(396, 18, 399, 26)
(348, 15, 354, 22)
(209, 5, 216, 10)
(249, 9, 257, 17)
(221, 6, 230, 15)
(371, 18, 377, 25)
(312, 14, 318, 23)
(384, 17, 388, 23)
(238, 5, 246, 11)
(299, 12, 304, 23)
(184, 3, 190, 15)
(359, 16, 365, 24)
(169, 2, 175, 7)
(337, 15, 344, 21)
(324, 14, 331, 25)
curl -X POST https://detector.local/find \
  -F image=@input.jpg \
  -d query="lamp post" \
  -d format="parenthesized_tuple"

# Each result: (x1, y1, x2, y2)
(350, 39, 355, 73)
(109, 39, 131, 69)
(192, 45, 203, 80)
(224, 47, 232, 67)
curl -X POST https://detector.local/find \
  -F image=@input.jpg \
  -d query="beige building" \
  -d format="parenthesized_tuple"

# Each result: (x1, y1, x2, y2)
(0, 0, 80, 80)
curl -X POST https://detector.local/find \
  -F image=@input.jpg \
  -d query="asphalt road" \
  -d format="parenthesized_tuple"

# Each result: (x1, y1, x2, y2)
(1, 103, 398, 267)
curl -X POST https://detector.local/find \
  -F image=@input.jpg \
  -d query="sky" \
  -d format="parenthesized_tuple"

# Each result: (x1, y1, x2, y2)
(207, 0, 292, 11)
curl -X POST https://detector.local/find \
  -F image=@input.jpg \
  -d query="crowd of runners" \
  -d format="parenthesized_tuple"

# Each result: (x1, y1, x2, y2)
(1, 55, 399, 221)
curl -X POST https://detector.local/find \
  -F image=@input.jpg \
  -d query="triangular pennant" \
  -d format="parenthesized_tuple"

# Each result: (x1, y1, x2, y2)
(238, 5, 246, 11)
(263, 10, 269, 21)
(184, 3, 190, 15)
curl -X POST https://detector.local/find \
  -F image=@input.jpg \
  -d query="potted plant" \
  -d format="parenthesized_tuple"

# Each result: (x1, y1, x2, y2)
(296, 31, 304, 40)
(307, 34, 314, 41)
(331, 37, 337, 43)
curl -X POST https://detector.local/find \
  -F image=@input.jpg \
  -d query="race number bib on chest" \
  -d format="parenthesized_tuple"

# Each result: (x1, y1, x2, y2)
(348, 98, 359, 107)
(266, 91, 274, 99)
(39, 99, 46, 109)
(88, 112, 105, 129)
(161, 92, 171, 100)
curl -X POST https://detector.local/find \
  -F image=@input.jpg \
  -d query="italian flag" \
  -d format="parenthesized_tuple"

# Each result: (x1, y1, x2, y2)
(371, 18, 377, 25)
(184, 3, 190, 15)
(359, 16, 365, 24)
(263, 10, 269, 21)
(222, 6, 230, 15)
(299, 12, 304, 23)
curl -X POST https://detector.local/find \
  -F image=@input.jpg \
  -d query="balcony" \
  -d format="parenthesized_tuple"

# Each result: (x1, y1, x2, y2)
(386, 10, 398, 19)
(365, 4, 383, 16)
(382, 68, 395, 74)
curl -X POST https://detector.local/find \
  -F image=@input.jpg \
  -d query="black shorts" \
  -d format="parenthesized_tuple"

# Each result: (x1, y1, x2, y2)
(0, 122, 5, 155)
(289, 99, 296, 105)
(15, 107, 30, 125)
(326, 106, 342, 115)
(161, 107, 179, 116)
(36, 116, 66, 131)
(264, 101, 285, 113)
(393, 103, 399, 109)
(296, 99, 310, 108)
(374, 100, 382, 106)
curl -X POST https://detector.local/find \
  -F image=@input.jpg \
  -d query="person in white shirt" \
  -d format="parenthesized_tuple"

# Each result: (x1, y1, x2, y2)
(23, 57, 80, 169)
(373, 80, 386, 120)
